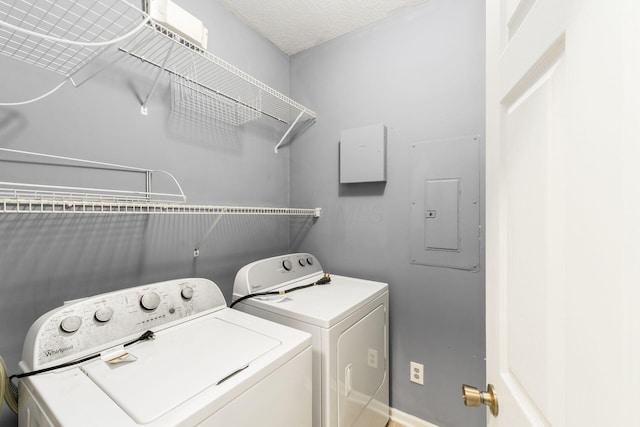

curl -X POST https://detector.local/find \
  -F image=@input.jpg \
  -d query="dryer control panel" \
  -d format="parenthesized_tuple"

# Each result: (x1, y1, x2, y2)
(21, 278, 226, 370)
(233, 253, 324, 295)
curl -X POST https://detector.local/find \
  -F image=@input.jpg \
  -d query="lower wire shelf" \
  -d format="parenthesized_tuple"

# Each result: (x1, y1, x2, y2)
(0, 198, 321, 216)
(1, 149, 321, 258)
(0, 148, 321, 217)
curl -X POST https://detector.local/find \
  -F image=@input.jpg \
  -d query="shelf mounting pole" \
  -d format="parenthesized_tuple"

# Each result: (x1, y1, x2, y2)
(140, 41, 174, 115)
(274, 110, 305, 153)
(193, 212, 225, 257)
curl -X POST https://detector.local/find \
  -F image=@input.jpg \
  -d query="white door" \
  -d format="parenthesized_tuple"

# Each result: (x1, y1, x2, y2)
(483, 0, 640, 426)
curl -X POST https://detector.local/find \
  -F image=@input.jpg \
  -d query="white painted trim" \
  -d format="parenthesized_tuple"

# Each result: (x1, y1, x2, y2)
(390, 407, 440, 427)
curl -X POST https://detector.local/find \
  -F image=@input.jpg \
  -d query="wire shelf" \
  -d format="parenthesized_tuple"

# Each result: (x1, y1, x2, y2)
(0, 1, 316, 149)
(0, 0, 148, 77)
(0, 148, 321, 217)
(0, 198, 321, 216)
(120, 22, 316, 126)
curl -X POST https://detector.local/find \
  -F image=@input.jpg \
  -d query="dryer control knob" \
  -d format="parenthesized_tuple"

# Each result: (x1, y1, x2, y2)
(306, 257, 314, 266)
(298, 258, 306, 267)
(60, 315, 82, 333)
(181, 287, 194, 300)
(140, 292, 161, 311)
(94, 307, 113, 323)
(282, 259, 293, 271)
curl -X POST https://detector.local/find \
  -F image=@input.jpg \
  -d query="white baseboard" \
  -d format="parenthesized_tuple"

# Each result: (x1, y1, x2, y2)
(390, 407, 440, 427)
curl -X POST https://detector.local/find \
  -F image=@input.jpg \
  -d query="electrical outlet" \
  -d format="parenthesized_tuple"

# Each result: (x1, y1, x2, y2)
(410, 361, 424, 385)
(368, 348, 378, 369)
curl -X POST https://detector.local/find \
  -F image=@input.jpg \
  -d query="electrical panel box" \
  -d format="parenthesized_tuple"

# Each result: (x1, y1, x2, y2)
(340, 123, 387, 183)
(409, 136, 480, 271)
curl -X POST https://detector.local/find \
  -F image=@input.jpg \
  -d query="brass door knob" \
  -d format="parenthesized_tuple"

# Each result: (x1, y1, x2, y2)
(462, 384, 499, 416)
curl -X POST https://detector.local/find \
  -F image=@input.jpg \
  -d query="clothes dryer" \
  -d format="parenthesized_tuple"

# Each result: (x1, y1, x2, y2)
(17, 278, 312, 426)
(232, 253, 389, 427)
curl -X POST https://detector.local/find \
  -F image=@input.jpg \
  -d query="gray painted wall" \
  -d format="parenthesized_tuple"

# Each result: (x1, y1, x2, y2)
(0, 2, 293, 425)
(289, 1, 486, 426)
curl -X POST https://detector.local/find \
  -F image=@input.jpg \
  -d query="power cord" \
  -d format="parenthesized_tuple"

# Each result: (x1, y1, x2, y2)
(3, 329, 155, 413)
(230, 273, 331, 309)
(9, 330, 155, 383)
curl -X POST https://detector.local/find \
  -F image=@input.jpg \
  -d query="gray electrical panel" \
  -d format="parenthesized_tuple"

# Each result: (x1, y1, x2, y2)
(409, 136, 480, 271)
(340, 123, 387, 183)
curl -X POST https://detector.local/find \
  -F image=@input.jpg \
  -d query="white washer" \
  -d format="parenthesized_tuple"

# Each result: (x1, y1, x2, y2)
(232, 253, 389, 427)
(17, 278, 312, 427)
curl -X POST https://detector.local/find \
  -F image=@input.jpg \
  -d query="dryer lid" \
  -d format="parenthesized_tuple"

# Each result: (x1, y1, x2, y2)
(81, 314, 280, 424)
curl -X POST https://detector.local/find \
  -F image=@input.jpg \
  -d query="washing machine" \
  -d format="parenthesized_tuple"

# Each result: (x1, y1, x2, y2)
(232, 253, 389, 427)
(17, 278, 312, 426)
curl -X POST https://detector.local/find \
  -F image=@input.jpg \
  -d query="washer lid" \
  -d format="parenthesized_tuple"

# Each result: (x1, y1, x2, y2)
(238, 274, 388, 328)
(81, 314, 280, 424)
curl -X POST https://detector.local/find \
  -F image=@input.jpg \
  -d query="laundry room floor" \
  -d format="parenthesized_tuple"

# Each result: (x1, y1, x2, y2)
(387, 421, 406, 427)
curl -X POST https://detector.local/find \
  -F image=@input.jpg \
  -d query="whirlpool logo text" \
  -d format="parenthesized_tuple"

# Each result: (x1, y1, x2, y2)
(44, 345, 73, 357)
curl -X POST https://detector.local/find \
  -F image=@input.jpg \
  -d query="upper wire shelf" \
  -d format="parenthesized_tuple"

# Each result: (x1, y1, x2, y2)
(120, 22, 317, 151)
(121, 22, 316, 125)
(0, 0, 317, 150)
(0, 0, 149, 77)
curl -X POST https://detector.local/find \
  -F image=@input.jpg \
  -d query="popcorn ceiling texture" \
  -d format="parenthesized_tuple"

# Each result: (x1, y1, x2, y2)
(214, 0, 427, 55)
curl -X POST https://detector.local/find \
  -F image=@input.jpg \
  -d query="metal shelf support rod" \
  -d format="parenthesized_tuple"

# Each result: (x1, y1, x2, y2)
(193, 213, 224, 258)
(140, 41, 174, 115)
(146, 171, 152, 199)
(274, 109, 305, 153)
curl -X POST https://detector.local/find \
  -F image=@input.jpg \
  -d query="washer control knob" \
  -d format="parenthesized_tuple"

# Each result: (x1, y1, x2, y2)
(181, 287, 194, 300)
(282, 259, 293, 271)
(94, 307, 113, 323)
(60, 315, 82, 333)
(306, 257, 314, 266)
(298, 258, 306, 267)
(140, 292, 161, 311)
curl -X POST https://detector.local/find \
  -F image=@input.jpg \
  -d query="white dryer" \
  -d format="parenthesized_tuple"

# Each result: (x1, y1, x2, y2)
(17, 278, 312, 427)
(232, 253, 389, 427)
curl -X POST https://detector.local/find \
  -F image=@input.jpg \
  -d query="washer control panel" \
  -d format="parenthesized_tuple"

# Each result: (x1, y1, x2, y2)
(233, 253, 323, 295)
(22, 278, 226, 370)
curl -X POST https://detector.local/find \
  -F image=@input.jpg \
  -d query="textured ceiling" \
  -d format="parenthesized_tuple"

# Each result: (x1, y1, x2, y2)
(214, 0, 428, 55)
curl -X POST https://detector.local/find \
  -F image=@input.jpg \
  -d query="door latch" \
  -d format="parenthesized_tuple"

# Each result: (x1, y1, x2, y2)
(462, 383, 499, 417)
